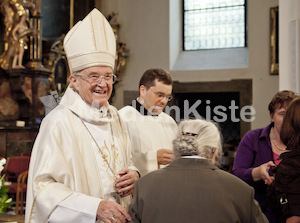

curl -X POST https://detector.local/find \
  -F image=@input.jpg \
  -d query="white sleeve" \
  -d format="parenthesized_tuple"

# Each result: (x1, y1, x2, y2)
(48, 192, 102, 223)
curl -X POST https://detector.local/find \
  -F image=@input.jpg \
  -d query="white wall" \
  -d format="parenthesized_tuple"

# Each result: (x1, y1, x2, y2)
(279, 0, 300, 92)
(100, 0, 279, 130)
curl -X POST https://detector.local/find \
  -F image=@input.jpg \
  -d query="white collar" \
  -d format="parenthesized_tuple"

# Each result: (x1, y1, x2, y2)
(60, 86, 113, 124)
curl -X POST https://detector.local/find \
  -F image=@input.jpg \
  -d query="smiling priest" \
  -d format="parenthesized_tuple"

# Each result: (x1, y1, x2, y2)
(25, 9, 139, 223)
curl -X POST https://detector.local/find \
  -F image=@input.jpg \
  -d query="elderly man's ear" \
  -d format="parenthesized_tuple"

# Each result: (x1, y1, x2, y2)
(69, 75, 79, 91)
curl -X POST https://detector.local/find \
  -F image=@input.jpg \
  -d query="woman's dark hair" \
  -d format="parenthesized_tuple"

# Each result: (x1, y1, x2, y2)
(268, 90, 298, 115)
(280, 97, 300, 149)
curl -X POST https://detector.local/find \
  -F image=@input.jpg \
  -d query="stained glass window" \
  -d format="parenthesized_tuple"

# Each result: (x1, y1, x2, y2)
(184, 0, 246, 50)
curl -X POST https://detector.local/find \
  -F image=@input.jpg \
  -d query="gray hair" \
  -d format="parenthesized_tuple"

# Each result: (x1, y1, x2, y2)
(173, 119, 223, 163)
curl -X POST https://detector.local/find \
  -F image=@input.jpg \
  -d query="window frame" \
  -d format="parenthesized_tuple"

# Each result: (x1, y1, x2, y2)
(182, 0, 248, 51)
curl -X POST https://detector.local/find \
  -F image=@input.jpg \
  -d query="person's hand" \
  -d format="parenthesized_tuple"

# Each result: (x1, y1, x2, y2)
(286, 216, 300, 223)
(252, 161, 275, 185)
(157, 149, 173, 165)
(115, 168, 139, 197)
(264, 175, 275, 185)
(97, 200, 131, 223)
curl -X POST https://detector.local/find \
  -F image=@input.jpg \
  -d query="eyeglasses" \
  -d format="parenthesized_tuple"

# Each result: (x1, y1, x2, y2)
(149, 88, 173, 101)
(75, 73, 117, 84)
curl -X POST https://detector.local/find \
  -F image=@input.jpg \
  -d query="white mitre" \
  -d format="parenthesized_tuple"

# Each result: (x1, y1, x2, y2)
(63, 8, 116, 73)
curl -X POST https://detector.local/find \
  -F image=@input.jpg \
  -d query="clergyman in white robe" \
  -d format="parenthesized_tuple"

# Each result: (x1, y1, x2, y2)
(25, 86, 138, 223)
(119, 100, 178, 176)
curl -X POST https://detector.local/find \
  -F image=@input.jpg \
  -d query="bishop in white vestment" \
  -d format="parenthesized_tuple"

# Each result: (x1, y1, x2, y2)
(25, 9, 139, 223)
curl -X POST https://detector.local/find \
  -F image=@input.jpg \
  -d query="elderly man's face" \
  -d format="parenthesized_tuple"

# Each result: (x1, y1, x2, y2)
(70, 66, 113, 108)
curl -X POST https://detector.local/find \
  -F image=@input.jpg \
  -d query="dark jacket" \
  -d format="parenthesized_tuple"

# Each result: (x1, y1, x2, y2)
(129, 158, 268, 223)
(267, 149, 300, 221)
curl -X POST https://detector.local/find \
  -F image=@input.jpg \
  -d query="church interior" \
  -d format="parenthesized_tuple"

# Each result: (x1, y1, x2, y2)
(0, 0, 298, 220)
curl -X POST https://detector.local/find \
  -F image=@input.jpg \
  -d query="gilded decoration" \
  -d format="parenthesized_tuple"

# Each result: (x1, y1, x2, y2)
(0, 6, 128, 124)
(270, 6, 279, 75)
(0, 1, 52, 126)
(0, 0, 37, 70)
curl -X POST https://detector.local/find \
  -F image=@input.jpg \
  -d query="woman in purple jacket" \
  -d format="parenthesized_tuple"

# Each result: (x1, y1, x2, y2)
(232, 90, 298, 223)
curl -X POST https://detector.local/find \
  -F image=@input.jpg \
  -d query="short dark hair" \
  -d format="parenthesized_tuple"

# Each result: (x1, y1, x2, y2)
(139, 68, 172, 89)
(280, 97, 300, 150)
(268, 90, 298, 115)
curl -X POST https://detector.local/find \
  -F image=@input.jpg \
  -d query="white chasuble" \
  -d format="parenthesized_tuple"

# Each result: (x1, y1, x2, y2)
(25, 87, 136, 223)
(84, 121, 128, 206)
